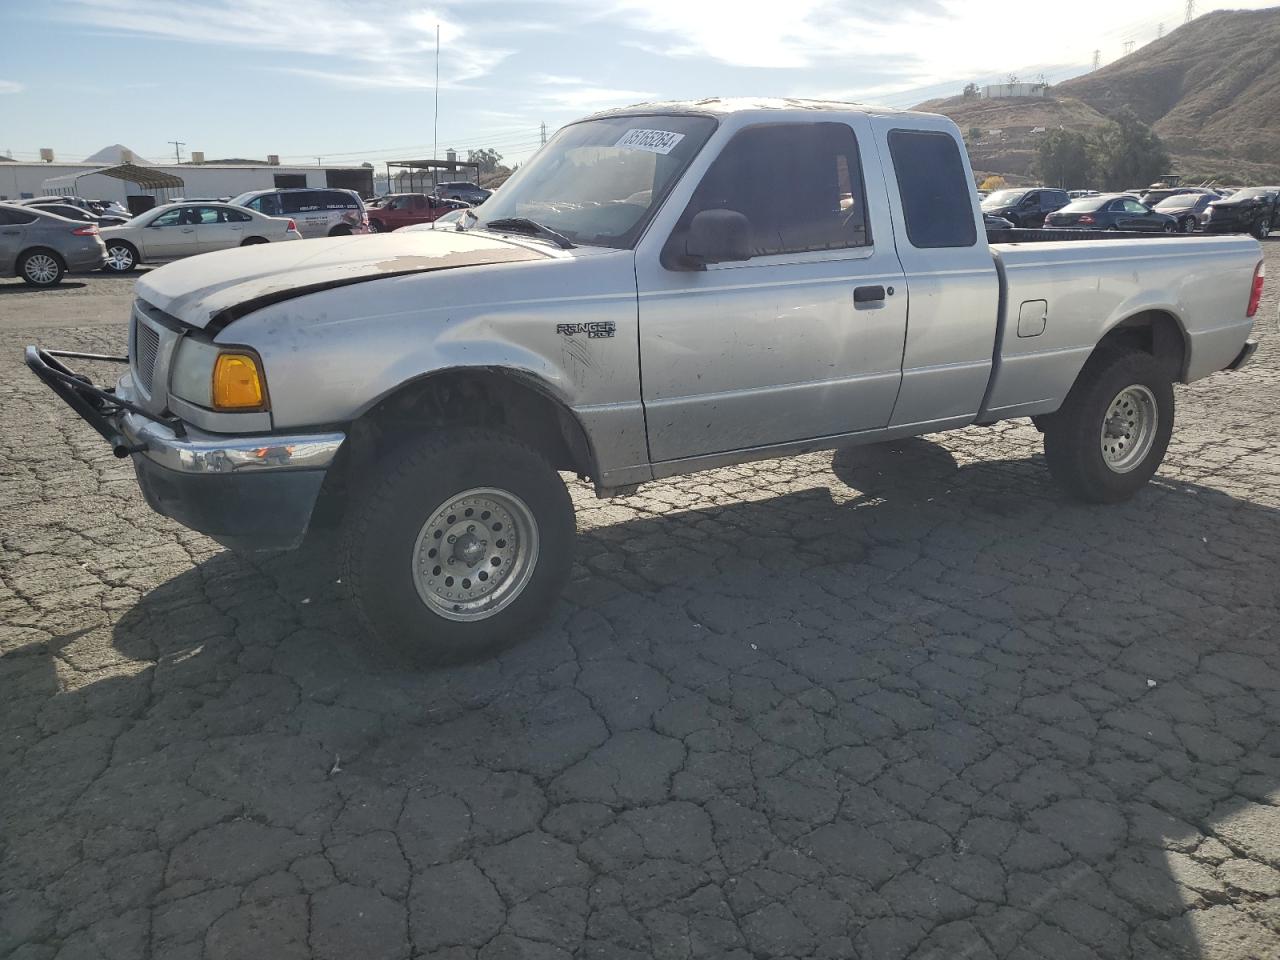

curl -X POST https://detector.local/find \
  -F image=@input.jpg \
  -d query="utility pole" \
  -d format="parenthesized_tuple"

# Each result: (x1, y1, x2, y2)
(1185, 0, 1195, 24)
(315, 156, 323, 166)
(1092, 49, 1101, 70)
(540, 121, 547, 147)
(433, 22, 440, 179)
(1123, 40, 1135, 56)
(167, 140, 185, 164)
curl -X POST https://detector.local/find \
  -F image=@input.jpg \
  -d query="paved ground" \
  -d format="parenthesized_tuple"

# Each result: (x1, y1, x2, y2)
(2, 251, 1279, 960)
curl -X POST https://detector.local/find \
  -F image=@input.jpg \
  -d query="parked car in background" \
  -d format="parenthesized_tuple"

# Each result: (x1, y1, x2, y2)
(983, 212, 1014, 229)
(228, 187, 369, 238)
(366, 194, 468, 232)
(433, 181, 491, 205)
(29, 201, 130, 228)
(17, 195, 92, 209)
(1043, 194, 1178, 232)
(0, 202, 106, 286)
(1204, 187, 1278, 239)
(980, 187, 1069, 227)
(100, 201, 300, 272)
(1153, 192, 1217, 232)
(397, 207, 472, 232)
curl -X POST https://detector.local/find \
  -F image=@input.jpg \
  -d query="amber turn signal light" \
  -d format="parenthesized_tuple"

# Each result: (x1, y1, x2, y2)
(212, 353, 266, 410)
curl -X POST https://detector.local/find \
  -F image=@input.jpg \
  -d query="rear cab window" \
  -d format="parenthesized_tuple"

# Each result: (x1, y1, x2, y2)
(887, 129, 977, 248)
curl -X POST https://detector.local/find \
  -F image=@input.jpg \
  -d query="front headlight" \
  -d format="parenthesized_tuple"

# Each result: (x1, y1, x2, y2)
(170, 337, 269, 412)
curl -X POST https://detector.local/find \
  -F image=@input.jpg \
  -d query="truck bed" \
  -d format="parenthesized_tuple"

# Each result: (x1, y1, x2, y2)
(979, 232, 1261, 422)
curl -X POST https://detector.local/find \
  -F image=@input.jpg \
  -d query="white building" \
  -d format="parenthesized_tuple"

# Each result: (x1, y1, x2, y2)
(979, 82, 1047, 99)
(0, 158, 373, 212)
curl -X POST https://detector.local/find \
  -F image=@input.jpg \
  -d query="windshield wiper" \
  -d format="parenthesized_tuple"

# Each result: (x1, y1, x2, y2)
(481, 217, 576, 249)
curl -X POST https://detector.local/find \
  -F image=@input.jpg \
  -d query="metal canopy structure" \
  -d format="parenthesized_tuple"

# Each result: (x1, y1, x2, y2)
(43, 162, 185, 203)
(384, 158, 481, 194)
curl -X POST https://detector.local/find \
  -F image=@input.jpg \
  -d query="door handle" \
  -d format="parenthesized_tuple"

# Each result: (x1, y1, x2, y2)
(854, 285, 886, 303)
(181, 228, 195, 233)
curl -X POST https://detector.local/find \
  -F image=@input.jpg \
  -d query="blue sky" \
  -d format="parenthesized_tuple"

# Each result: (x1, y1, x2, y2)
(0, 0, 1274, 168)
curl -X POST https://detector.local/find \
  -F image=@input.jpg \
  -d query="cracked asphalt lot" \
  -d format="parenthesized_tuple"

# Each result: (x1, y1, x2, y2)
(2, 253, 1279, 960)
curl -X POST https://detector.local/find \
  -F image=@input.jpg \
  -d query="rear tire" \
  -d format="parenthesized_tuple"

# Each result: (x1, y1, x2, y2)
(19, 249, 65, 287)
(329, 225, 353, 237)
(341, 428, 575, 666)
(1254, 217, 1271, 240)
(240, 236, 268, 246)
(1042, 349, 1174, 503)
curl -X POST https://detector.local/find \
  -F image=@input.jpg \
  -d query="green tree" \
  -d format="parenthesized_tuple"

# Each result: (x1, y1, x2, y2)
(467, 147, 504, 176)
(963, 82, 979, 98)
(1088, 108, 1170, 190)
(1037, 129, 1092, 188)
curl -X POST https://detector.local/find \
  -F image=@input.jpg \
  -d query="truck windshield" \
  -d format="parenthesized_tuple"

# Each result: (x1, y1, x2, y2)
(472, 114, 718, 249)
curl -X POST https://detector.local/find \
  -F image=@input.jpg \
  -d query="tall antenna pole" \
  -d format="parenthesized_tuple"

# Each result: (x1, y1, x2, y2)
(433, 23, 440, 186)
(168, 140, 185, 163)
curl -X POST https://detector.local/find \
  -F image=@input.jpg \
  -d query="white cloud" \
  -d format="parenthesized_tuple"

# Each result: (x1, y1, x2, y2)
(58, 0, 509, 87)
(533, 84, 656, 111)
(0, 80, 23, 94)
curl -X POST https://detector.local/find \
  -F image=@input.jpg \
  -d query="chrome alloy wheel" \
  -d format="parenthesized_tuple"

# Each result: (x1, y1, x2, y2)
(1100, 384, 1158, 473)
(106, 244, 134, 271)
(411, 487, 539, 622)
(23, 253, 59, 284)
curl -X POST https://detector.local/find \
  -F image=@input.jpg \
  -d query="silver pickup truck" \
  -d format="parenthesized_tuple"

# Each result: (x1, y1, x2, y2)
(28, 98, 1264, 664)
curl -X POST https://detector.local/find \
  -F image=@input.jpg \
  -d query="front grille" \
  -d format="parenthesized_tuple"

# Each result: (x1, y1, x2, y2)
(133, 318, 160, 392)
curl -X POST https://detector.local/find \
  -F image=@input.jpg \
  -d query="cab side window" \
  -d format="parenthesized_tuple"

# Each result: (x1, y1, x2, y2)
(677, 122, 870, 259)
(887, 129, 977, 248)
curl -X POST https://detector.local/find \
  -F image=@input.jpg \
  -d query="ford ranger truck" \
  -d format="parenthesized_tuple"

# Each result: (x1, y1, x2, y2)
(27, 98, 1264, 665)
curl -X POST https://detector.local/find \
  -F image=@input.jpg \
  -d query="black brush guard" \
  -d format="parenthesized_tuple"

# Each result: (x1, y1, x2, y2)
(24, 346, 187, 457)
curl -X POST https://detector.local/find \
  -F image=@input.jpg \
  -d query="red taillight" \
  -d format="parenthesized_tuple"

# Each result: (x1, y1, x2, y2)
(1078, 215, 1095, 224)
(286, 219, 296, 231)
(1247, 262, 1264, 318)
(71, 224, 98, 236)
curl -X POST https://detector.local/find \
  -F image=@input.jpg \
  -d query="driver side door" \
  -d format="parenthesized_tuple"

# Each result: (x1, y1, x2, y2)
(635, 118, 909, 466)
(141, 207, 200, 259)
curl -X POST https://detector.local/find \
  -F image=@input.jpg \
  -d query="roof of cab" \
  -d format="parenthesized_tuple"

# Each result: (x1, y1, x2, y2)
(580, 97, 938, 123)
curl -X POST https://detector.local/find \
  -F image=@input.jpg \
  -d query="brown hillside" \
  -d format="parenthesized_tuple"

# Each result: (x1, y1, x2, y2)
(917, 7, 1280, 183)
(1056, 7, 1280, 173)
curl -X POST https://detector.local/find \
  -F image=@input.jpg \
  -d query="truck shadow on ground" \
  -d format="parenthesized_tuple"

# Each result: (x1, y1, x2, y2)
(5, 439, 1278, 958)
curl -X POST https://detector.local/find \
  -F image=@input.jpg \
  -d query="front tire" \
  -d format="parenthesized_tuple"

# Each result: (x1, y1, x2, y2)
(19, 249, 64, 287)
(103, 241, 138, 272)
(1042, 349, 1174, 503)
(341, 429, 575, 666)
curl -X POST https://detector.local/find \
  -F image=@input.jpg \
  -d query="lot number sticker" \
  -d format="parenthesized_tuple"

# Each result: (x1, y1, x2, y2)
(614, 129, 686, 155)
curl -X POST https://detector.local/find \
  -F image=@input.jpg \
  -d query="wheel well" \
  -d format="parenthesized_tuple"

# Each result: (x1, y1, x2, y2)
(328, 225, 352, 237)
(240, 236, 267, 245)
(314, 370, 595, 529)
(1096, 310, 1188, 381)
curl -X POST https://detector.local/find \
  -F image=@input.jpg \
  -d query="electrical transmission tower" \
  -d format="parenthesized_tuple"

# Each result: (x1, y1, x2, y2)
(540, 121, 547, 146)
(1123, 40, 1135, 55)
(1157, 22, 1164, 39)
(1092, 49, 1101, 70)
(1185, 0, 1195, 24)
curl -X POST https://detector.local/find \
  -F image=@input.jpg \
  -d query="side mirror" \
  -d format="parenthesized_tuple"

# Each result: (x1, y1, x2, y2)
(681, 209, 752, 268)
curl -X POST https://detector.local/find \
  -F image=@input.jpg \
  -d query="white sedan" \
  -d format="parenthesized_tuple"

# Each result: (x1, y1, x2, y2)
(101, 202, 301, 272)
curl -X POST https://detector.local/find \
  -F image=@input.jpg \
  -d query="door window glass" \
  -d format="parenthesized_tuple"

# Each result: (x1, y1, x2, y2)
(677, 121, 870, 258)
(151, 208, 183, 226)
(222, 208, 252, 222)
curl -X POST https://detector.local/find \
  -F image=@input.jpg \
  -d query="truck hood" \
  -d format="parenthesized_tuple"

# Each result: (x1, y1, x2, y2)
(135, 231, 550, 331)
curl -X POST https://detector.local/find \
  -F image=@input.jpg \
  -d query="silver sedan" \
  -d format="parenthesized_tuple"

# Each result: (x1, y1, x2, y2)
(101, 202, 301, 272)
